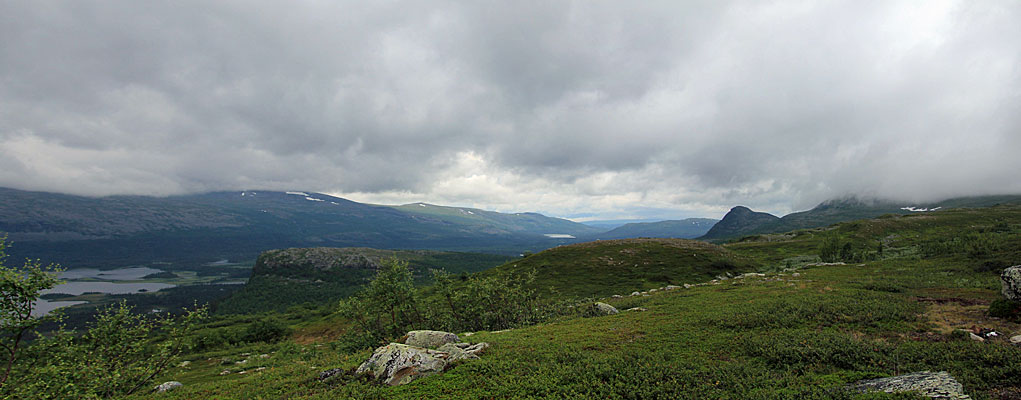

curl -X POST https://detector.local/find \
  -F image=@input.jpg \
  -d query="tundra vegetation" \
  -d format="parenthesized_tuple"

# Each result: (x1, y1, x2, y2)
(7, 205, 1021, 398)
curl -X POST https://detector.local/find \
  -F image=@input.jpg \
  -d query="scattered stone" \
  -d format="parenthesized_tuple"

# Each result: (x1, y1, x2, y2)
(462, 332, 474, 337)
(177, 360, 191, 368)
(851, 371, 971, 399)
(648, 288, 658, 293)
(611, 294, 623, 298)
(625, 307, 647, 312)
(1002, 265, 1021, 301)
(664, 285, 681, 290)
(491, 329, 511, 334)
(630, 291, 641, 296)
(403, 330, 461, 349)
(254, 367, 266, 372)
(154, 381, 183, 393)
(240, 353, 251, 357)
(1010, 335, 1021, 345)
(592, 302, 619, 315)
(219, 370, 231, 376)
(258, 353, 270, 359)
(969, 333, 985, 342)
(683, 284, 693, 289)
(792, 273, 801, 277)
(235, 359, 248, 365)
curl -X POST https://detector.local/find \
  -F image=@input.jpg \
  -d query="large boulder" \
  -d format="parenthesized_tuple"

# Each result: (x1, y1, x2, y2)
(404, 330, 460, 349)
(355, 343, 450, 386)
(154, 381, 183, 393)
(1002, 265, 1021, 301)
(850, 371, 970, 399)
(355, 340, 490, 386)
(592, 302, 619, 315)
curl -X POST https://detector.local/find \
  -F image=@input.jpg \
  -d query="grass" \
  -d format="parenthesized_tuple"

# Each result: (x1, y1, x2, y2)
(122, 205, 1021, 398)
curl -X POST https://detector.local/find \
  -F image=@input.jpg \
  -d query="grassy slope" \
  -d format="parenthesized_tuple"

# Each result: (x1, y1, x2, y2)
(138, 206, 1021, 399)
(484, 238, 757, 299)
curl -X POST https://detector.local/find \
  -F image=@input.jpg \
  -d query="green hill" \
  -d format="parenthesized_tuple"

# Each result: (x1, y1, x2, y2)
(216, 247, 513, 314)
(117, 204, 1021, 399)
(484, 238, 758, 298)
(701, 194, 1021, 241)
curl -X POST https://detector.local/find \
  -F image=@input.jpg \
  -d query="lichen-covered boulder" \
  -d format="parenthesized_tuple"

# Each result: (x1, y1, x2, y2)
(850, 371, 971, 399)
(403, 330, 460, 349)
(437, 342, 489, 361)
(355, 343, 450, 386)
(154, 381, 183, 393)
(1002, 265, 1021, 301)
(592, 302, 619, 315)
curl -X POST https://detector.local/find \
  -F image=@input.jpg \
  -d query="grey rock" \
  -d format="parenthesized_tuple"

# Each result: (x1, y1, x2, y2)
(437, 342, 490, 361)
(1010, 335, 1021, 345)
(851, 371, 971, 399)
(683, 284, 693, 289)
(625, 307, 647, 312)
(1002, 265, 1021, 301)
(592, 302, 619, 315)
(154, 381, 183, 393)
(664, 285, 681, 290)
(611, 294, 623, 298)
(968, 332, 985, 342)
(355, 343, 449, 385)
(403, 330, 460, 349)
(630, 291, 641, 296)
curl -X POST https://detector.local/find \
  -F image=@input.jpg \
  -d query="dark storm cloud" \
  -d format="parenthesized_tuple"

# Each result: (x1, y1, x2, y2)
(1, 1, 1018, 218)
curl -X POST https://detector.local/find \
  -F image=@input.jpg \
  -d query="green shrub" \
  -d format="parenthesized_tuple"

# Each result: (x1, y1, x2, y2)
(988, 299, 1021, 319)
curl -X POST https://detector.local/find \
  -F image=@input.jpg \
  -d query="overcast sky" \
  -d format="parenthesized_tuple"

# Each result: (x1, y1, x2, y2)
(1, 1, 1019, 220)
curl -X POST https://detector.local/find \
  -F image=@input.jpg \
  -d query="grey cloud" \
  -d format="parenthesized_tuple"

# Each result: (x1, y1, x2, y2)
(0, 1, 1019, 218)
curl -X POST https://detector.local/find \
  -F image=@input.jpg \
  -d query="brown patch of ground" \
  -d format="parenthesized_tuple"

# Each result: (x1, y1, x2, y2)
(921, 299, 1021, 340)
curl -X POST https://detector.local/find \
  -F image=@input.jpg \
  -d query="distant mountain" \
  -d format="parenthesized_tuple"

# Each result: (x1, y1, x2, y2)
(581, 218, 669, 230)
(390, 203, 600, 237)
(699, 206, 780, 240)
(591, 218, 719, 240)
(0, 187, 583, 267)
(699, 194, 1021, 241)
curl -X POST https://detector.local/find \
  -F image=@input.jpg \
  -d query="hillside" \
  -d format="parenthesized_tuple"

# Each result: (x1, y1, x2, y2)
(700, 194, 1021, 241)
(216, 247, 513, 314)
(699, 206, 780, 240)
(483, 238, 757, 298)
(590, 218, 718, 240)
(390, 203, 601, 237)
(120, 204, 1021, 399)
(0, 188, 581, 268)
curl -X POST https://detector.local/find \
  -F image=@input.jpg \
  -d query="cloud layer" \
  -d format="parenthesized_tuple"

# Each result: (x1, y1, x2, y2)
(2, 1, 1019, 218)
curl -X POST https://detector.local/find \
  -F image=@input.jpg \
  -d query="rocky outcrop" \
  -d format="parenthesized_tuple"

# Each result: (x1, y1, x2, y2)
(354, 331, 490, 386)
(1002, 265, 1021, 301)
(403, 330, 460, 349)
(154, 381, 183, 393)
(850, 371, 970, 399)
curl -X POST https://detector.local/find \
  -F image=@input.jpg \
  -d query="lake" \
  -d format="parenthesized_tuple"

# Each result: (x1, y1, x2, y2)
(32, 267, 177, 316)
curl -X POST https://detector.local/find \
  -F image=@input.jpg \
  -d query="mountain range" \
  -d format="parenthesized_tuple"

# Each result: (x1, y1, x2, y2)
(699, 195, 1021, 240)
(0, 188, 590, 267)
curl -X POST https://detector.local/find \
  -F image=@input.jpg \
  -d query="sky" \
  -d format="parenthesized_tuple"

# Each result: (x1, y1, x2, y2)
(1, 1, 1019, 220)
